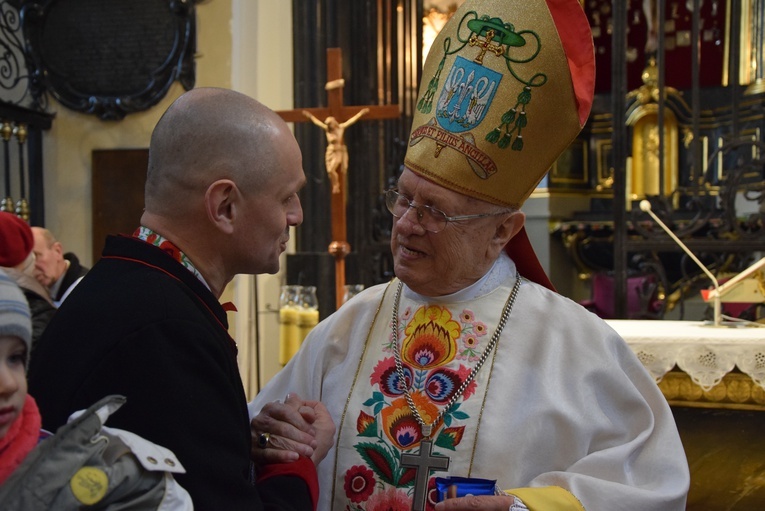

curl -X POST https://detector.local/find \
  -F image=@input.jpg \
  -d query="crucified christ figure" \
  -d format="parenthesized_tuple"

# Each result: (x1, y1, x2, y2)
(303, 108, 369, 194)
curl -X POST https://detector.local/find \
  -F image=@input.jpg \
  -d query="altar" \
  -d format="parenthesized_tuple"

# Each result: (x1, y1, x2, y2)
(607, 319, 765, 510)
(607, 319, 765, 407)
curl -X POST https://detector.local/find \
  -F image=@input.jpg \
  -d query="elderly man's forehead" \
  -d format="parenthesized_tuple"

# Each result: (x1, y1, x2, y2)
(397, 167, 489, 206)
(32, 228, 54, 247)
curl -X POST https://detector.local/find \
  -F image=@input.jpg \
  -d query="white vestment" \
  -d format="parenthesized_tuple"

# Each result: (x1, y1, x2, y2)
(249, 254, 689, 510)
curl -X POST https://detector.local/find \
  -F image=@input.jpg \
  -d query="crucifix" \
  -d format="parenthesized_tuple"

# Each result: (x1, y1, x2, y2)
(276, 48, 400, 310)
(401, 438, 450, 511)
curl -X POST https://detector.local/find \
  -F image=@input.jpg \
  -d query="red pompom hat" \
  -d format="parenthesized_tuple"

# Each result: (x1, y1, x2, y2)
(0, 212, 34, 268)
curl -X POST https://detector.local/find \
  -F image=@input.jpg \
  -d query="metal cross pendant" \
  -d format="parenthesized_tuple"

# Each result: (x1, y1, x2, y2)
(400, 439, 450, 511)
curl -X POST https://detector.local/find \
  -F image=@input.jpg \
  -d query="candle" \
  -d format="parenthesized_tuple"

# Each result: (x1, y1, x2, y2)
(297, 308, 319, 346)
(279, 306, 300, 365)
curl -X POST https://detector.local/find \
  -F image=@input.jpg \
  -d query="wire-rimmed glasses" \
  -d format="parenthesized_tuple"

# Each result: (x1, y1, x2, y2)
(384, 189, 509, 233)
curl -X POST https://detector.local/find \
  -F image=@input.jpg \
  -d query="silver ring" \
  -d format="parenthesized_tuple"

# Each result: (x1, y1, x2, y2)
(256, 432, 271, 449)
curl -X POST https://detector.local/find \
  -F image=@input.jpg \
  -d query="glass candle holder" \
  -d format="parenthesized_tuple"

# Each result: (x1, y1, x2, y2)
(297, 285, 319, 345)
(279, 285, 302, 365)
(342, 284, 365, 304)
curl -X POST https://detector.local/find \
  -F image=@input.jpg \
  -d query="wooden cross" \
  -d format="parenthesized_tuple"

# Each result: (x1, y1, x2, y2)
(276, 48, 399, 310)
(400, 439, 450, 511)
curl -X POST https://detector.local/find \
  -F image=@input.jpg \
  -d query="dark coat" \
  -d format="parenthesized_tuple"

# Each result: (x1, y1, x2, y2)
(29, 235, 315, 511)
(2, 267, 56, 348)
(23, 288, 56, 348)
(53, 252, 90, 303)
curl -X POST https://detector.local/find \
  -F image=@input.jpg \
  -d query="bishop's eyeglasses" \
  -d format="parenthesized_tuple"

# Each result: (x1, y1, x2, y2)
(384, 189, 509, 234)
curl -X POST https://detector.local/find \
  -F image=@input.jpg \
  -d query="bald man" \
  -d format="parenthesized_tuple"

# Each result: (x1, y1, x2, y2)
(29, 88, 327, 510)
(31, 227, 89, 306)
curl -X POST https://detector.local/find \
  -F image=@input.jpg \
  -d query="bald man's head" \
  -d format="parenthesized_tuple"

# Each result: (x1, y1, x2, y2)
(139, 88, 305, 294)
(144, 88, 286, 216)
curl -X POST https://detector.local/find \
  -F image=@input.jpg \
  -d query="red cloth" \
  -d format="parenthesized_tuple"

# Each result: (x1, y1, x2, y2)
(221, 302, 238, 312)
(257, 456, 319, 510)
(504, 227, 556, 292)
(499, 0, 592, 293)
(546, 0, 596, 127)
(0, 394, 42, 484)
(0, 212, 33, 268)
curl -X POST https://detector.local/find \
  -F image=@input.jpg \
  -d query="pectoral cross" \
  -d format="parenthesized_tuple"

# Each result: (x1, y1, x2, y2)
(400, 438, 450, 511)
(275, 48, 399, 310)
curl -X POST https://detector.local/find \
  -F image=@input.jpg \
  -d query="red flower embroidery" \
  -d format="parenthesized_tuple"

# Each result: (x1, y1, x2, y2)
(158, 240, 181, 261)
(344, 465, 375, 503)
(363, 487, 411, 510)
(427, 477, 439, 511)
(456, 365, 478, 400)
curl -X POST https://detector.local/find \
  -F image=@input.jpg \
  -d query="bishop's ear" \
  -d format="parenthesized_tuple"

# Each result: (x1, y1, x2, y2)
(205, 179, 240, 234)
(493, 210, 526, 247)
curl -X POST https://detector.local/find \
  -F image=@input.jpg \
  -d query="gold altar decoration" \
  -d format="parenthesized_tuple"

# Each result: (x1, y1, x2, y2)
(626, 58, 679, 200)
(660, 370, 765, 411)
(740, 0, 765, 95)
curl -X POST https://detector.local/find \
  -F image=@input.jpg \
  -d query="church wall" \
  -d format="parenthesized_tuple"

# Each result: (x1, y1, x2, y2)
(229, 1, 295, 397)
(39, 1, 233, 267)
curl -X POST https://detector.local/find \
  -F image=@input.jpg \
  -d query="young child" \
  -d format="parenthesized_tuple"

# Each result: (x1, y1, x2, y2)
(0, 270, 192, 509)
(0, 268, 40, 483)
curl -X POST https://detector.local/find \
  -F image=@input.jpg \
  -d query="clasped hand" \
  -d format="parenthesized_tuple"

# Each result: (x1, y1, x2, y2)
(250, 392, 335, 467)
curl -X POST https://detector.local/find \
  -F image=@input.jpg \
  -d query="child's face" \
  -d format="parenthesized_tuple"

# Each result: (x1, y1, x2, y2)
(0, 335, 28, 438)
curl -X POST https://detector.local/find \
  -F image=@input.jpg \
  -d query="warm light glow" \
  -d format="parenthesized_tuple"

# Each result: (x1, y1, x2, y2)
(422, 1, 465, 62)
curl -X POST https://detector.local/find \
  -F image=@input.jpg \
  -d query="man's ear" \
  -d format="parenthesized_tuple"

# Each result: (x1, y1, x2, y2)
(205, 179, 239, 234)
(52, 241, 64, 256)
(489, 211, 526, 255)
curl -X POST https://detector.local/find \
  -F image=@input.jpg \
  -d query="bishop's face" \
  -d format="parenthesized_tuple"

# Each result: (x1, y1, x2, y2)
(390, 168, 511, 297)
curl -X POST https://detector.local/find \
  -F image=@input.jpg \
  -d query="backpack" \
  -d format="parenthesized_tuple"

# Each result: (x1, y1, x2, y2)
(0, 395, 193, 510)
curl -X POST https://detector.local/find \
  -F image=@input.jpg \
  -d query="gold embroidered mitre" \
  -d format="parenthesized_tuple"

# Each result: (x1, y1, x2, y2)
(405, 0, 595, 209)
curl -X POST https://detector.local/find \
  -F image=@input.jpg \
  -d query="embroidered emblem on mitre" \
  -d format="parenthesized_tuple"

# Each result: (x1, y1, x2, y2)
(405, 0, 595, 209)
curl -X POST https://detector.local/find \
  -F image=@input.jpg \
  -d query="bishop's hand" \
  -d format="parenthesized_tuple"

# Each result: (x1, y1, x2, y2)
(250, 392, 335, 467)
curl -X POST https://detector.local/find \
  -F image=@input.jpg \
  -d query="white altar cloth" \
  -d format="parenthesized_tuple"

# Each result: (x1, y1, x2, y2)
(605, 320, 765, 391)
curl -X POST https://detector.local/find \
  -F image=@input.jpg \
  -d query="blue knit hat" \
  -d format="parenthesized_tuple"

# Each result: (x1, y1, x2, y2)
(0, 268, 32, 359)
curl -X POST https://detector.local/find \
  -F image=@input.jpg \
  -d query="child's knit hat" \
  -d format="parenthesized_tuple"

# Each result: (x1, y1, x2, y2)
(0, 268, 32, 359)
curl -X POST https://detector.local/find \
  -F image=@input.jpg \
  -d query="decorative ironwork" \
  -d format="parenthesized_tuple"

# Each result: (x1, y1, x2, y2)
(0, 1, 42, 111)
(714, 139, 765, 238)
(630, 137, 764, 243)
